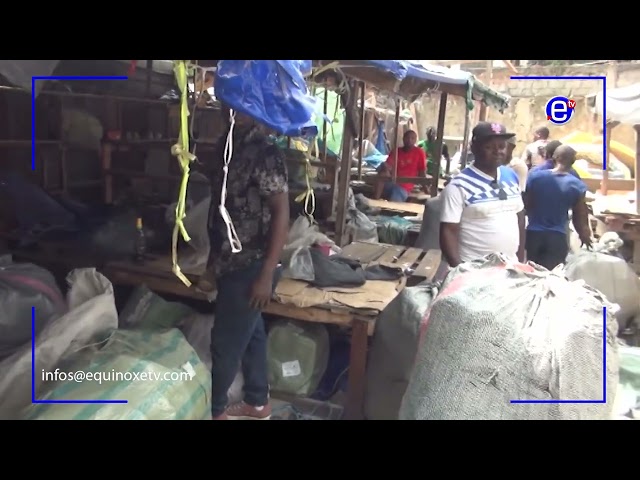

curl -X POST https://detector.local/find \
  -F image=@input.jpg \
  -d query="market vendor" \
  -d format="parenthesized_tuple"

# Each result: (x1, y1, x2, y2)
(439, 121, 525, 272)
(417, 126, 440, 178)
(207, 105, 290, 421)
(374, 129, 427, 202)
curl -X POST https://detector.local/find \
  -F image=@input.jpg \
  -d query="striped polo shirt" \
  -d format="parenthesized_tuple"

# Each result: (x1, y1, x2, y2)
(441, 165, 524, 263)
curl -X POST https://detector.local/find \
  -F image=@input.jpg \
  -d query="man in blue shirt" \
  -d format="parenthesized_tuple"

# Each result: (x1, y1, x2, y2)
(524, 145, 592, 270)
(532, 140, 582, 179)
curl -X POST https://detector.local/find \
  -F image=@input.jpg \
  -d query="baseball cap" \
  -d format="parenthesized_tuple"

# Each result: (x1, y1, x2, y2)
(471, 121, 515, 143)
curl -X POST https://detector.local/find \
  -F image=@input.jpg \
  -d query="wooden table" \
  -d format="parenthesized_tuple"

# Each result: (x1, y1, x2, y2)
(102, 242, 442, 420)
(269, 242, 441, 419)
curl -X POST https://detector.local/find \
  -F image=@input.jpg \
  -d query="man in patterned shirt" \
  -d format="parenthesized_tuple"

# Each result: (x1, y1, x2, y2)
(208, 106, 290, 420)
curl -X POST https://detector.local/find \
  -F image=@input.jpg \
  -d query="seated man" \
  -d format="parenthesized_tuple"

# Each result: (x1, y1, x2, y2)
(375, 130, 427, 202)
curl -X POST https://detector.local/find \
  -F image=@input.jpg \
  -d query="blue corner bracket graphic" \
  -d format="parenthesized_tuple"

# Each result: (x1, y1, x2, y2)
(31, 75, 128, 405)
(510, 73, 608, 405)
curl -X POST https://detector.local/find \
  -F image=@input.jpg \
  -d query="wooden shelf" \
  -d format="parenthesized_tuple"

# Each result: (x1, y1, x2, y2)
(0, 139, 62, 146)
(0, 85, 176, 106)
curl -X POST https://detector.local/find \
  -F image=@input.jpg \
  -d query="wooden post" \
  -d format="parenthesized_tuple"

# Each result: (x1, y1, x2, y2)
(391, 100, 401, 183)
(322, 89, 328, 161)
(357, 82, 366, 180)
(634, 125, 640, 214)
(478, 60, 493, 122)
(461, 106, 471, 168)
(602, 121, 619, 195)
(335, 80, 358, 246)
(430, 92, 448, 197)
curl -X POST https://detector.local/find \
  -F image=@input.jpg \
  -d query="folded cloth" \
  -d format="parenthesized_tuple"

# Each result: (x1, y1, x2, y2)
(308, 249, 405, 288)
(309, 248, 366, 288)
(364, 264, 404, 281)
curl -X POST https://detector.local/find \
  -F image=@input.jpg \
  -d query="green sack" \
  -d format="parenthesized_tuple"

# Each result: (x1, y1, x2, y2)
(614, 345, 640, 419)
(267, 321, 329, 396)
(119, 285, 195, 330)
(25, 329, 211, 420)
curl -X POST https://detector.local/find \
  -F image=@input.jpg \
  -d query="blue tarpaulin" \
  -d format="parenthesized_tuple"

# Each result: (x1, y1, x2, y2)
(215, 60, 319, 138)
(345, 60, 510, 112)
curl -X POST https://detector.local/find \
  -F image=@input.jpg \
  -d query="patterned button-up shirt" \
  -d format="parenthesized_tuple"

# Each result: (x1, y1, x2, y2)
(208, 125, 289, 276)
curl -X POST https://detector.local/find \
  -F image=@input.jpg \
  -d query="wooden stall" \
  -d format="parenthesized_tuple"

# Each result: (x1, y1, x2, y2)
(313, 60, 510, 248)
(586, 82, 640, 270)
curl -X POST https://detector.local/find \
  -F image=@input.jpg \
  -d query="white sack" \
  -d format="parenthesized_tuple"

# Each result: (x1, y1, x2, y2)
(0, 269, 118, 419)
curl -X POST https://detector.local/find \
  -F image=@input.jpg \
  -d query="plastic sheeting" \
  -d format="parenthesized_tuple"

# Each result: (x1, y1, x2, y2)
(364, 61, 409, 80)
(0, 60, 60, 96)
(589, 82, 640, 126)
(215, 60, 319, 138)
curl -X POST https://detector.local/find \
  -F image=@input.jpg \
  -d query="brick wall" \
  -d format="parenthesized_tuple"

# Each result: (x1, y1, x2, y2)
(412, 62, 640, 157)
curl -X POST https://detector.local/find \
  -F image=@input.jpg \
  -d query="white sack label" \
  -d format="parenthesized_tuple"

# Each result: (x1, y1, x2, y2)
(282, 360, 301, 378)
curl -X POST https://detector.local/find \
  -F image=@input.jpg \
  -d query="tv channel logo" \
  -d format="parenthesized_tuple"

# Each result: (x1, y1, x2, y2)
(546, 96, 576, 125)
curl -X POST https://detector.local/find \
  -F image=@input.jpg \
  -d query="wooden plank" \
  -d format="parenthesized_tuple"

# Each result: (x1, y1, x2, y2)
(376, 245, 405, 264)
(102, 267, 207, 301)
(365, 198, 425, 216)
(396, 247, 423, 269)
(264, 301, 375, 335)
(340, 242, 386, 263)
(413, 249, 442, 281)
(583, 177, 634, 193)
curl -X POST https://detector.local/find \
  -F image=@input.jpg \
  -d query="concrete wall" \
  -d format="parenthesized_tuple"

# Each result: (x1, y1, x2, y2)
(413, 62, 640, 158)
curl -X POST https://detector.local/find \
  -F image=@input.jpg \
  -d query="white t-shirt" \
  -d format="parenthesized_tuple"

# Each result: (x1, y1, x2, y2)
(509, 158, 529, 191)
(440, 165, 524, 263)
(522, 139, 547, 167)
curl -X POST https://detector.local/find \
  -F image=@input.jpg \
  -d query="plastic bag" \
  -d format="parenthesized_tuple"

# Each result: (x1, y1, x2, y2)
(180, 313, 244, 404)
(287, 247, 315, 282)
(281, 215, 339, 277)
(0, 268, 118, 419)
(215, 60, 319, 138)
(565, 233, 640, 330)
(0, 255, 67, 359)
(344, 187, 378, 243)
(119, 285, 195, 330)
(267, 320, 329, 396)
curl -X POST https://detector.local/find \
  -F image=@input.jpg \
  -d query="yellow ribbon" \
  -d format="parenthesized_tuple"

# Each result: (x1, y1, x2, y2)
(170, 60, 195, 287)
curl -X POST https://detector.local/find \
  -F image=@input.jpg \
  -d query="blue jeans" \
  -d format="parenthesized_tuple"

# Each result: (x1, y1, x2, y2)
(382, 182, 409, 202)
(210, 260, 281, 416)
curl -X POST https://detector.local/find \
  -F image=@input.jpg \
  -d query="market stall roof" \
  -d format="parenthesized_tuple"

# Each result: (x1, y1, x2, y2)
(316, 60, 510, 112)
(587, 82, 640, 125)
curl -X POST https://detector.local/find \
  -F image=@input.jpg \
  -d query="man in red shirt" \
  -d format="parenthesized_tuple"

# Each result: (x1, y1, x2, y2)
(374, 130, 427, 202)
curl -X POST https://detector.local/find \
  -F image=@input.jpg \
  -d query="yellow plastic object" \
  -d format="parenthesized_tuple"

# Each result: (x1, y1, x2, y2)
(170, 60, 196, 287)
(560, 130, 636, 172)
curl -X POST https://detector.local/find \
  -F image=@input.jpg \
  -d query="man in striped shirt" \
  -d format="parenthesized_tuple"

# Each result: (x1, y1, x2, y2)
(439, 122, 526, 270)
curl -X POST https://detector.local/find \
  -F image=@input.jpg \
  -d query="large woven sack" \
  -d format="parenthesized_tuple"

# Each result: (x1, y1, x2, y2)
(565, 241, 640, 331)
(25, 329, 211, 420)
(399, 254, 619, 420)
(365, 283, 439, 420)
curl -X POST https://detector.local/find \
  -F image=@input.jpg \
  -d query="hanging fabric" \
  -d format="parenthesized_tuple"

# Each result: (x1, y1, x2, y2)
(375, 119, 388, 154)
(170, 60, 196, 287)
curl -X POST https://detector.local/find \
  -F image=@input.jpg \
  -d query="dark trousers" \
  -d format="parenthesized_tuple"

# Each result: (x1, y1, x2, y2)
(210, 260, 281, 416)
(526, 230, 569, 271)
